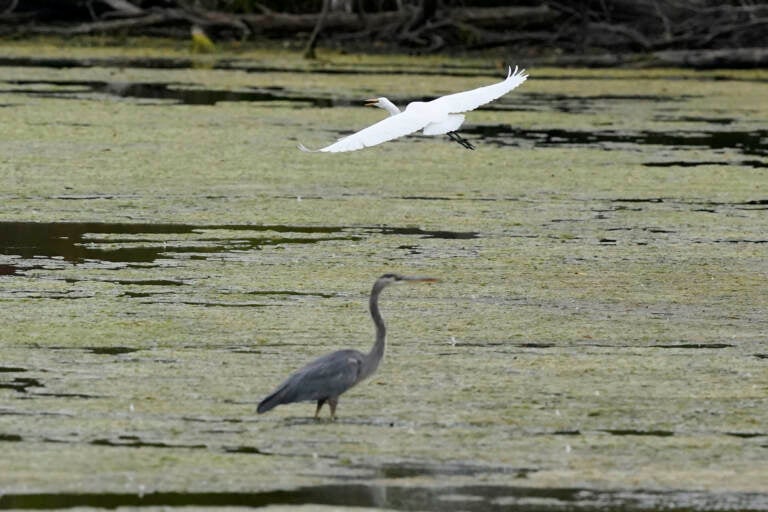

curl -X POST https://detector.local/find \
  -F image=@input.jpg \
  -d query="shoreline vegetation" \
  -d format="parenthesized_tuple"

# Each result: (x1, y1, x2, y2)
(1, 1, 766, 68)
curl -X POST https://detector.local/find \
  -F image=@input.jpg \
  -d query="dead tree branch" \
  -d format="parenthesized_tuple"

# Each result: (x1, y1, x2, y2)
(0, 1, 764, 67)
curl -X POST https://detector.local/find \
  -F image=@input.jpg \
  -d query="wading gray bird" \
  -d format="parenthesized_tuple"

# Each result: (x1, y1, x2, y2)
(299, 65, 527, 153)
(257, 274, 437, 420)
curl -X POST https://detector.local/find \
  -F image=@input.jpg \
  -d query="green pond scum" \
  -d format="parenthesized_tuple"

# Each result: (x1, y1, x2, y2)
(0, 41, 767, 510)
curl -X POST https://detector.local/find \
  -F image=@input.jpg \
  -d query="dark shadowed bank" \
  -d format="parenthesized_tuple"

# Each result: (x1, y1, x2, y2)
(1, 0, 767, 67)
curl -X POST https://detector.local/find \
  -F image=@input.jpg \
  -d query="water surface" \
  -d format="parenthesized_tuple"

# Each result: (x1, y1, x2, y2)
(1, 43, 767, 510)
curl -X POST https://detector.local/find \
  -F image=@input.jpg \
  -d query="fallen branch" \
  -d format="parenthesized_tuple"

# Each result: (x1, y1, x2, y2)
(99, 0, 143, 16)
(17, 10, 187, 36)
(242, 5, 555, 35)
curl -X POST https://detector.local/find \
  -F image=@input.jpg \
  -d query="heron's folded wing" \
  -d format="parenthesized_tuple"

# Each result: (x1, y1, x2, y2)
(304, 110, 431, 153)
(430, 66, 528, 114)
(283, 350, 364, 402)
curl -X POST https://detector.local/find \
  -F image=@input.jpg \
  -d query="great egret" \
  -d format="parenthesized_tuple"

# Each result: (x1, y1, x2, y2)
(298, 66, 527, 153)
(257, 274, 437, 420)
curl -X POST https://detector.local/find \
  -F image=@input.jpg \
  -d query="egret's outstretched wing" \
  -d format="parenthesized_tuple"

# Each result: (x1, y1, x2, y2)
(430, 66, 527, 114)
(299, 110, 430, 153)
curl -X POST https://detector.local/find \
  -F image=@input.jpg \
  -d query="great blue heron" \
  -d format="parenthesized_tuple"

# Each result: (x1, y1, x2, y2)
(298, 66, 527, 153)
(257, 273, 437, 420)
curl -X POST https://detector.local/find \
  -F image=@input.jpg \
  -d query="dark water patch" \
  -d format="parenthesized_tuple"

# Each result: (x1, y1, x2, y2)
(609, 197, 768, 210)
(598, 205, 643, 212)
(93, 82, 333, 107)
(376, 226, 479, 239)
(553, 430, 581, 435)
(410, 196, 500, 202)
(223, 445, 269, 455)
(643, 159, 768, 168)
(151, 300, 269, 308)
(714, 239, 768, 244)
(601, 226, 675, 235)
(0, 433, 23, 442)
(652, 343, 733, 349)
(86, 347, 139, 355)
(599, 238, 617, 244)
(0, 221, 477, 265)
(0, 56, 197, 70)
(0, 377, 43, 393)
(0, 409, 72, 418)
(466, 126, 768, 157)
(515, 92, 691, 114)
(45, 346, 138, 355)
(400, 195, 476, 201)
(614, 198, 665, 203)
(726, 432, 765, 438)
(366, 461, 533, 480)
(755, 354, 768, 360)
(121, 291, 158, 298)
(110, 279, 186, 286)
(181, 416, 243, 424)
(3, 55, 766, 84)
(1, 290, 94, 300)
(728, 201, 768, 211)
(603, 429, 675, 437)
(2, 484, 767, 511)
(3, 79, 338, 107)
(0, 221, 351, 263)
(91, 437, 206, 450)
(654, 115, 735, 124)
(440, 341, 506, 348)
(52, 194, 135, 200)
(398, 244, 421, 254)
(0, 366, 28, 373)
(244, 290, 335, 298)
(35, 392, 101, 399)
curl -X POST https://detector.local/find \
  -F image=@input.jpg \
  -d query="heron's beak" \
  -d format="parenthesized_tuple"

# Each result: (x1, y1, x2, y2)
(364, 98, 379, 107)
(404, 276, 439, 283)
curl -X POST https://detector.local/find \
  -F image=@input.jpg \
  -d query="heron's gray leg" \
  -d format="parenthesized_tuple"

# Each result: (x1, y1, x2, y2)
(328, 397, 339, 420)
(315, 399, 326, 419)
(447, 131, 475, 150)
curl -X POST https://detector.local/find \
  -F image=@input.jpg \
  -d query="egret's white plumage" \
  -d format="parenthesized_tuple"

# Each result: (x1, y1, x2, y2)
(299, 66, 528, 153)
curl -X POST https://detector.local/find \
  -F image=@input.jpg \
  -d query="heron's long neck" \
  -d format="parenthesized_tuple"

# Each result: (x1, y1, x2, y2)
(362, 282, 387, 379)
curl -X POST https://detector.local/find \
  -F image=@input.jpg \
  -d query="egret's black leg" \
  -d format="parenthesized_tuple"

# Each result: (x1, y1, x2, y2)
(315, 399, 326, 419)
(447, 131, 475, 150)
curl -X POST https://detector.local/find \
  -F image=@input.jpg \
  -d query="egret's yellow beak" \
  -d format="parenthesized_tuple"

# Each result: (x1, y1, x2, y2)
(364, 98, 379, 107)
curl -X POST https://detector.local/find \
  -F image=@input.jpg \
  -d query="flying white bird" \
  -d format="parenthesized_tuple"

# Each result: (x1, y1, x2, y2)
(298, 65, 528, 153)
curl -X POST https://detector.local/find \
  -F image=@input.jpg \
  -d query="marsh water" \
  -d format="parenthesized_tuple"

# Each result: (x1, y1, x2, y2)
(1, 43, 767, 510)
